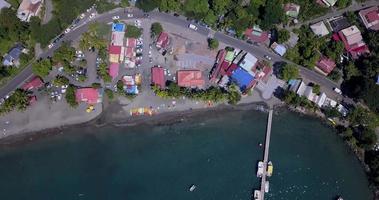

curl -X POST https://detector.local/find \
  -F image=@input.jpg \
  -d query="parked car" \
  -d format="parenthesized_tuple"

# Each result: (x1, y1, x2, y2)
(173, 13, 179, 17)
(89, 13, 96, 19)
(48, 43, 54, 49)
(188, 24, 198, 30)
(334, 87, 342, 95)
(127, 13, 133, 18)
(264, 55, 272, 61)
(112, 16, 120, 20)
(64, 28, 71, 34)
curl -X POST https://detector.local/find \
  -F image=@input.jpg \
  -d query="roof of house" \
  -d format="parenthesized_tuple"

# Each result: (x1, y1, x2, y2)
(244, 26, 269, 43)
(316, 57, 336, 75)
(0, 0, 11, 10)
(109, 54, 120, 63)
(126, 38, 136, 48)
(3, 45, 23, 66)
(111, 32, 124, 46)
(284, 3, 300, 18)
(177, 70, 205, 88)
(151, 67, 165, 89)
(122, 75, 135, 86)
(271, 42, 287, 56)
(112, 23, 125, 32)
(226, 63, 238, 76)
(239, 53, 258, 76)
(359, 6, 379, 31)
(22, 76, 43, 90)
(124, 47, 134, 58)
(322, 0, 337, 6)
(310, 21, 330, 36)
(220, 61, 230, 76)
(75, 88, 100, 104)
(231, 67, 254, 91)
(108, 63, 119, 79)
(156, 32, 169, 49)
(125, 85, 138, 94)
(328, 17, 350, 32)
(108, 45, 122, 54)
(340, 25, 363, 45)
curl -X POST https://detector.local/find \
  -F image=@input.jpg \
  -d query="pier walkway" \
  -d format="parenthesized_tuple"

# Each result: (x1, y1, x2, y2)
(259, 108, 273, 200)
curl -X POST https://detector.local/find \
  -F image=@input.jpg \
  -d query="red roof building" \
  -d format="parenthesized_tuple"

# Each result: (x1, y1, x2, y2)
(108, 63, 119, 79)
(359, 6, 379, 31)
(126, 38, 136, 48)
(315, 57, 336, 75)
(156, 32, 169, 49)
(338, 25, 370, 59)
(75, 88, 100, 104)
(125, 47, 135, 58)
(210, 49, 226, 82)
(22, 76, 43, 90)
(108, 45, 122, 54)
(28, 95, 37, 105)
(151, 66, 165, 89)
(244, 26, 269, 43)
(177, 70, 205, 88)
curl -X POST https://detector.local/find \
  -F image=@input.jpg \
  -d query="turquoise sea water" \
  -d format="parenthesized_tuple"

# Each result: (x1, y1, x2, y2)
(0, 109, 372, 200)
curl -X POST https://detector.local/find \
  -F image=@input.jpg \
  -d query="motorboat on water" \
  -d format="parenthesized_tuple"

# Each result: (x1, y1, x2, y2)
(267, 161, 273, 177)
(257, 161, 264, 177)
(254, 190, 261, 200)
(265, 181, 269, 193)
(189, 184, 196, 192)
(337, 196, 343, 200)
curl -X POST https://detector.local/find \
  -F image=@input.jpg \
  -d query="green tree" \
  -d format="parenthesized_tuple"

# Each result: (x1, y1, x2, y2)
(125, 25, 142, 38)
(227, 84, 241, 105)
(208, 38, 219, 50)
(32, 59, 52, 77)
(136, 0, 160, 12)
(92, 82, 102, 89)
(261, 0, 284, 30)
(348, 106, 379, 129)
(159, 0, 180, 12)
(280, 63, 299, 81)
(105, 88, 114, 100)
(52, 43, 76, 64)
(204, 10, 218, 26)
(120, 0, 130, 7)
(97, 63, 111, 83)
(65, 85, 78, 107)
(183, 0, 209, 19)
(0, 89, 29, 114)
(53, 75, 69, 87)
(344, 62, 360, 80)
(312, 84, 321, 95)
(210, 0, 231, 14)
(328, 69, 342, 82)
(151, 22, 163, 37)
(117, 80, 124, 93)
(278, 29, 290, 43)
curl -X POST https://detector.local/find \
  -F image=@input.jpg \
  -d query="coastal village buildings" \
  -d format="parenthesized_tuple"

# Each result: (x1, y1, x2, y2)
(121, 75, 139, 95)
(151, 66, 165, 89)
(22, 76, 43, 91)
(244, 26, 269, 44)
(108, 23, 125, 79)
(17, 0, 43, 22)
(310, 21, 330, 37)
(284, 3, 300, 18)
(335, 25, 370, 59)
(177, 70, 205, 88)
(75, 88, 102, 105)
(359, 6, 379, 31)
(155, 32, 170, 50)
(315, 57, 336, 76)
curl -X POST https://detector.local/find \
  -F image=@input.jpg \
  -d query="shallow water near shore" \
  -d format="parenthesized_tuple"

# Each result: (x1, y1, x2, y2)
(0, 108, 372, 200)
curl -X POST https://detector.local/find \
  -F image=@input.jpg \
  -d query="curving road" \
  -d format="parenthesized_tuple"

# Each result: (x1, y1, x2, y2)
(0, 7, 343, 100)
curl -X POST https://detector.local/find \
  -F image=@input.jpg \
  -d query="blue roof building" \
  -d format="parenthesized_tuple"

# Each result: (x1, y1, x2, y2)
(2, 45, 23, 67)
(125, 85, 139, 94)
(231, 67, 254, 92)
(112, 23, 125, 32)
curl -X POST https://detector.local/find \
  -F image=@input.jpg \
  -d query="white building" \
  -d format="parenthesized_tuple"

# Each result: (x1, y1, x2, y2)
(17, 0, 43, 22)
(310, 21, 330, 37)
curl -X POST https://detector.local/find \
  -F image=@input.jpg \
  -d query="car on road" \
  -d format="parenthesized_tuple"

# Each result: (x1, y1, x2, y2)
(173, 13, 179, 17)
(79, 13, 85, 19)
(264, 55, 272, 61)
(112, 16, 120, 20)
(334, 87, 342, 95)
(64, 28, 71, 34)
(127, 13, 133, 18)
(73, 18, 80, 24)
(149, 58, 153, 63)
(189, 24, 198, 30)
(48, 43, 54, 49)
(89, 13, 96, 19)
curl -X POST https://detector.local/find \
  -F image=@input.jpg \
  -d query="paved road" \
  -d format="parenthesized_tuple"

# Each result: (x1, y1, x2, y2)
(0, 7, 346, 101)
(287, 0, 379, 30)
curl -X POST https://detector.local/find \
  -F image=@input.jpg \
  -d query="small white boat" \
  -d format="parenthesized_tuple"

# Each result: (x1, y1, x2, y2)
(254, 190, 261, 200)
(337, 196, 343, 200)
(265, 181, 269, 193)
(257, 161, 264, 177)
(189, 184, 196, 192)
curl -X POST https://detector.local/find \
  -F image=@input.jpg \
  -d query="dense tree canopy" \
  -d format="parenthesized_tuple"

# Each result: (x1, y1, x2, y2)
(208, 38, 219, 50)
(151, 22, 163, 37)
(125, 25, 142, 38)
(32, 59, 52, 77)
(280, 63, 299, 81)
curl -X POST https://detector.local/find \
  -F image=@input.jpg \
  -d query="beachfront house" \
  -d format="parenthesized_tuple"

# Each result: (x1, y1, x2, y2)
(17, 0, 43, 22)
(336, 25, 369, 59)
(75, 88, 102, 105)
(177, 70, 205, 88)
(151, 66, 165, 89)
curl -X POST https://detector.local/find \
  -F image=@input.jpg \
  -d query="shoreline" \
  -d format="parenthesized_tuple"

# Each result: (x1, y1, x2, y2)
(0, 101, 270, 147)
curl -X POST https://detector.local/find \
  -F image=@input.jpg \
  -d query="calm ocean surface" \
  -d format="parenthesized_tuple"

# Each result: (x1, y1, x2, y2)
(0, 109, 372, 200)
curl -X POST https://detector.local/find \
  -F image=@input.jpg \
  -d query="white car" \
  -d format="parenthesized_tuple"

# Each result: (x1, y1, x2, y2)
(127, 13, 133, 18)
(334, 87, 342, 95)
(112, 16, 120, 20)
(264, 55, 272, 60)
(89, 13, 96, 19)
(64, 28, 71, 34)
(48, 43, 54, 49)
(189, 24, 198, 30)
(79, 13, 85, 19)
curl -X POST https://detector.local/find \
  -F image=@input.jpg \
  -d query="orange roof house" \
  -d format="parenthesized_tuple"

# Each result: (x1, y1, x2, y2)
(177, 70, 205, 88)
